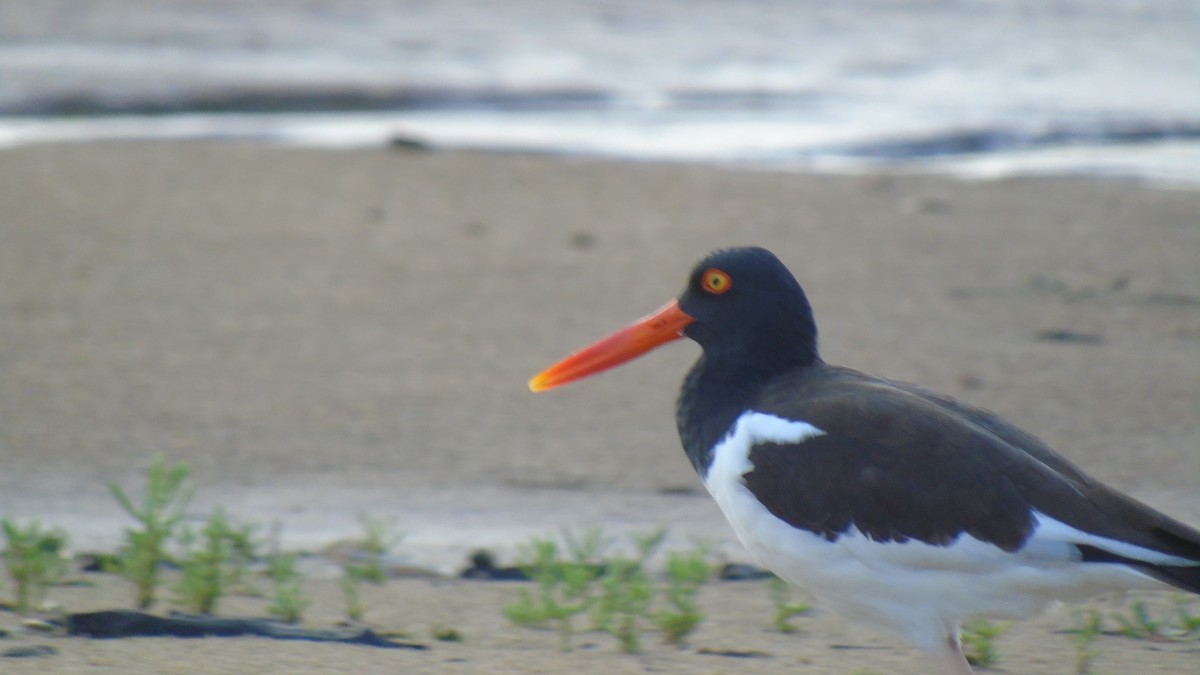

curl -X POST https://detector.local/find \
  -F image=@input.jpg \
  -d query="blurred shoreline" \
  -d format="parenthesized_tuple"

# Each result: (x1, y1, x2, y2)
(4, 0, 1199, 184)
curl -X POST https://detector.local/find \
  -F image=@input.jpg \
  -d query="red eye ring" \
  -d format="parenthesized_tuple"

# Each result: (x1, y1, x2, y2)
(702, 268, 732, 295)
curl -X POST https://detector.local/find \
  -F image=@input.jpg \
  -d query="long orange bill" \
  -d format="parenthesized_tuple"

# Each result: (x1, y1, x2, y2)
(528, 300, 694, 392)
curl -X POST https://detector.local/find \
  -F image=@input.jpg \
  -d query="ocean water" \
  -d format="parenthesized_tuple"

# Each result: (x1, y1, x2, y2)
(2, 0, 1198, 184)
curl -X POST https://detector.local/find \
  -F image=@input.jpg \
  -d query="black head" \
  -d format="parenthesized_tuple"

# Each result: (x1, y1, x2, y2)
(676, 247, 820, 370)
(528, 246, 820, 395)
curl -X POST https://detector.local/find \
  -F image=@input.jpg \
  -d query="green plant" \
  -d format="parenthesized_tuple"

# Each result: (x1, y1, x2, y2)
(592, 529, 664, 653)
(766, 575, 812, 633)
(340, 571, 368, 622)
(1064, 608, 1103, 674)
(597, 560, 653, 652)
(1112, 599, 1166, 640)
(503, 532, 607, 651)
(349, 514, 402, 583)
(1109, 596, 1200, 642)
(1171, 596, 1200, 635)
(339, 514, 402, 621)
(266, 552, 309, 624)
(432, 625, 463, 642)
(505, 528, 715, 653)
(1, 519, 68, 614)
(655, 541, 711, 646)
(561, 526, 613, 567)
(172, 508, 238, 614)
(109, 454, 193, 608)
(960, 618, 1011, 667)
(223, 521, 261, 595)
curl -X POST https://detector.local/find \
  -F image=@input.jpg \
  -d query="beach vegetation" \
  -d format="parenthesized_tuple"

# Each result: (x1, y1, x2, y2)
(1110, 596, 1200, 641)
(766, 575, 813, 633)
(1171, 596, 1200, 634)
(654, 539, 712, 646)
(960, 618, 1011, 667)
(172, 507, 250, 614)
(504, 534, 602, 651)
(1, 518, 69, 614)
(340, 514, 402, 621)
(504, 527, 714, 653)
(266, 551, 310, 624)
(109, 454, 193, 608)
(348, 514, 401, 584)
(1112, 599, 1167, 640)
(592, 528, 663, 653)
(222, 519, 262, 595)
(340, 571, 368, 622)
(1064, 608, 1103, 674)
(431, 625, 463, 641)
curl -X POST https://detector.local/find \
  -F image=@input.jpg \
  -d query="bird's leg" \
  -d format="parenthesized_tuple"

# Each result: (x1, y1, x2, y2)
(932, 632, 975, 675)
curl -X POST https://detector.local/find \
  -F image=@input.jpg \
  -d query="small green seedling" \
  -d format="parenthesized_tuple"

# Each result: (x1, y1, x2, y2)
(1110, 596, 1200, 641)
(1112, 599, 1167, 640)
(340, 571, 368, 622)
(655, 541, 711, 646)
(562, 526, 614, 568)
(109, 454, 193, 608)
(505, 527, 714, 653)
(960, 618, 1011, 667)
(173, 508, 242, 614)
(504, 527, 614, 651)
(1064, 608, 1103, 674)
(1, 519, 68, 614)
(266, 552, 310, 624)
(766, 575, 812, 633)
(432, 625, 463, 642)
(592, 529, 664, 653)
(349, 514, 402, 583)
(223, 520, 261, 595)
(340, 514, 402, 621)
(1171, 596, 1200, 635)
(504, 536, 601, 650)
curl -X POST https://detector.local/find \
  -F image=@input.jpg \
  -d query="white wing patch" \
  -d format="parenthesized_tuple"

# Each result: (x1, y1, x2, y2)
(1029, 512, 1198, 567)
(703, 411, 824, 517)
(704, 411, 824, 481)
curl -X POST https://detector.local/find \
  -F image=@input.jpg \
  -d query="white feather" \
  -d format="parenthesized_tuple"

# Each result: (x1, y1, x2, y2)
(1028, 512, 1196, 566)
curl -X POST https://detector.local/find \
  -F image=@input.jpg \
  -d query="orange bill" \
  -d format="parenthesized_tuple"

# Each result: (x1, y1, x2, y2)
(528, 300, 694, 392)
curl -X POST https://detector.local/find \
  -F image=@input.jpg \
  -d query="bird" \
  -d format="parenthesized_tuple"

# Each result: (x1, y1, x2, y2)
(528, 246, 1200, 673)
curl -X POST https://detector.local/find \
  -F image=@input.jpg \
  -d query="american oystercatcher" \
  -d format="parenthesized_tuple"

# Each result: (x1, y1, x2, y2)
(529, 247, 1200, 673)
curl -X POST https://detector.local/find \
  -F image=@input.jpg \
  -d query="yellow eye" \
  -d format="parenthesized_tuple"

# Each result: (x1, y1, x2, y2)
(701, 268, 732, 295)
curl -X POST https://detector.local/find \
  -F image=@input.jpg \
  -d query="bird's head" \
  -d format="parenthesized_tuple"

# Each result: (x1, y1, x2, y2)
(529, 246, 818, 392)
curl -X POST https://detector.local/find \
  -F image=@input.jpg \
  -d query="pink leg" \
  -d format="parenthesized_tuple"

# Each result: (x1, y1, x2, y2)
(932, 631, 975, 675)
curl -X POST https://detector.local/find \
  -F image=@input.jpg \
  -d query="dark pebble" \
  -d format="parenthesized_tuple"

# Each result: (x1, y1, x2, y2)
(459, 550, 528, 581)
(718, 563, 775, 581)
(1036, 329, 1104, 345)
(2, 645, 57, 658)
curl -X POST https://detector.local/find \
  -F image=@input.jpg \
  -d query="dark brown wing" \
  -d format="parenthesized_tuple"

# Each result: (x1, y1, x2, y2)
(743, 365, 1200, 590)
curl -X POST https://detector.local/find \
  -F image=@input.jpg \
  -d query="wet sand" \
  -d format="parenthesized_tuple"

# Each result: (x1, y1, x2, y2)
(1, 142, 1198, 672)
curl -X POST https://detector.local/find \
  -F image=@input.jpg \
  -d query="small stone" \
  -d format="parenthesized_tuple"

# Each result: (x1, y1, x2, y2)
(389, 135, 432, 152)
(1036, 329, 1103, 345)
(2, 645, 57, 658)
(718, 563, 774, 581)
(570, 232, 596, 249)
(20, 618, 56, 633)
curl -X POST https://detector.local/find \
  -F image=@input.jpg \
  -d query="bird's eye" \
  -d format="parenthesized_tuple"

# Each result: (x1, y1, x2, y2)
(701, 268, 732, 295)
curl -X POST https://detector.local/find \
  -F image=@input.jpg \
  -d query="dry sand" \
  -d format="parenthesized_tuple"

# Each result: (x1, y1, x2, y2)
(1, 142, 1198, 672)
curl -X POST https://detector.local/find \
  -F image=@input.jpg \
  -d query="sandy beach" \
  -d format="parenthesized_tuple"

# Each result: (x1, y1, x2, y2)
(1, 142, 1199, 672)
